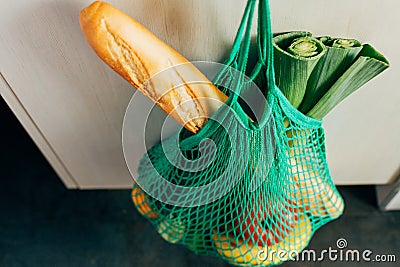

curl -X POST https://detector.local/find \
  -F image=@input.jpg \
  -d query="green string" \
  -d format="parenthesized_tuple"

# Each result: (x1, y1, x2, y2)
(133, 1, 345, 266)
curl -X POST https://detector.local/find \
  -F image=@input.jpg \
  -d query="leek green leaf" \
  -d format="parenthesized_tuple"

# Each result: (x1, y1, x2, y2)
(307, 44, 389, 120)
(299, 37, 362, 114)
(273, 32, 326, 108)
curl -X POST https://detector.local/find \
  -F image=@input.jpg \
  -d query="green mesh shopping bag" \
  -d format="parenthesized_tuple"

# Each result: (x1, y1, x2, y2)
(131, 0, 344, 265)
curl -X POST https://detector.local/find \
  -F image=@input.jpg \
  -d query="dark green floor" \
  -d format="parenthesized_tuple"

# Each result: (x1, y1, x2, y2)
(1, 97, 399, 267)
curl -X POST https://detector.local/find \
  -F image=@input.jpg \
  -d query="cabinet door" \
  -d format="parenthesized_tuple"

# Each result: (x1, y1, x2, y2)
(0, 0, 399, 188)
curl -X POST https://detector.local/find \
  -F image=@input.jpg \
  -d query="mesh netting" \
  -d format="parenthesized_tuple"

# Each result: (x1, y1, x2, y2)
(131, 0, 344, 266)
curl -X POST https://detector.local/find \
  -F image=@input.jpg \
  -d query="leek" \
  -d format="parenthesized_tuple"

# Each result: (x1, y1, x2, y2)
(307, 44, 389, 120)
(273, 32, 326, 108)
(299, 37, 363, 114)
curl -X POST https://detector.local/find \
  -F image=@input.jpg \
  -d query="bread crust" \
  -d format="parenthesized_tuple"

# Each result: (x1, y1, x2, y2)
(79, 1, 227, 133)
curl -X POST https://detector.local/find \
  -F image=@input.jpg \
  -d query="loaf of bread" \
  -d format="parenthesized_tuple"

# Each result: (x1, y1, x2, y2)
(79, 1, 228, 133)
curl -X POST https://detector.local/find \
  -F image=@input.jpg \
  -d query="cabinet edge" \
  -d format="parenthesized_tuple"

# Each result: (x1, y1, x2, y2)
(0, 72, 78, 189)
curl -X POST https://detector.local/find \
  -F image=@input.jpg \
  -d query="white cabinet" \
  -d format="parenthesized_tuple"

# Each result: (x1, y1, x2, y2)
(1, 0, 399, 188)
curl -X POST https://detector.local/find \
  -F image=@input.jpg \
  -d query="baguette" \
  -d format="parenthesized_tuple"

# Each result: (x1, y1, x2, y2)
(79, 1, 228, 133)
